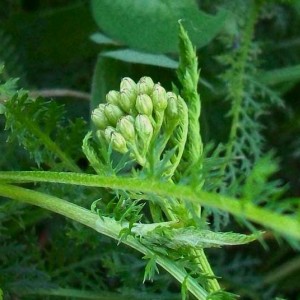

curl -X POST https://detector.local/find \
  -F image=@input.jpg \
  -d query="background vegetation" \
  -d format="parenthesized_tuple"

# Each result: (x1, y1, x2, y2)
(0, 0, 300, 299)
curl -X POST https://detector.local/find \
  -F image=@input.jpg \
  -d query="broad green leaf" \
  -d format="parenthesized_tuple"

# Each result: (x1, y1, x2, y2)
(257, 64, 300, 86)
(91, 0, 227, 53)
(102, 49, 178, 69)
(90, 32, 117, 45)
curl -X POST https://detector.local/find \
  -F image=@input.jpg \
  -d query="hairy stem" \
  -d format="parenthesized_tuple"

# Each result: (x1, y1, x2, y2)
(177, 24, 216, 291)
(0, 171, 298, 240)
(0, 183, 208, 300)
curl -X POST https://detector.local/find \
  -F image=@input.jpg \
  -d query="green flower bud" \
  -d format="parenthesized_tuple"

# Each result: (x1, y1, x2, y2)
(165, 92, 179, 119)
(111, 132, 128, 153)
(120, 88, 136, 113)
(136, 94, 153, 116)
(137, 76, 154, 95)
(105, 126, 128, 153)
(135, 114, 153, 139)
(104, 103, 124, 126)
(117, 115, 136, 142)
(91, 104, 108, 129)
(104, 126, 116, 143)
(152, 84, 168, 111)
(120, 77, 137, 93)
(96, 129, 105, 141)
(106, 90, 121, 105)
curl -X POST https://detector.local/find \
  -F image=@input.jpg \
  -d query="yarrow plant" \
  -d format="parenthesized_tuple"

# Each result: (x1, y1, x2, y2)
(0, 21, 300, 300)
(91, 75, 187, 174)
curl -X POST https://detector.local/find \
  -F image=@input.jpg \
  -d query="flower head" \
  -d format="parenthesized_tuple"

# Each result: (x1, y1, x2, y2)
(91, 76, 185, 165)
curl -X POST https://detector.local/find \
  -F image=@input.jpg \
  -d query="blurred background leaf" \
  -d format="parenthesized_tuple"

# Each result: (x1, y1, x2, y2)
(91, 0, 228, 53)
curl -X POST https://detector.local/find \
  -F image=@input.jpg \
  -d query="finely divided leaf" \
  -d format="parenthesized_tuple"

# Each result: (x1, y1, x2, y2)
(143, 227, 259, 250)
(4, 94, 81, 171)
(82, 132, 109, 175)
(143, 254, 159, 282)
(167, 228, 259, 249)
(177, 23, 203, 167)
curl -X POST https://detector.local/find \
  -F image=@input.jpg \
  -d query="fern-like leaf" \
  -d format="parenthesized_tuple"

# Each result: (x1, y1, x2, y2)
(177, 23, 203, 166)
(142, 227, 259, 250)
(3, 93, 82, 171)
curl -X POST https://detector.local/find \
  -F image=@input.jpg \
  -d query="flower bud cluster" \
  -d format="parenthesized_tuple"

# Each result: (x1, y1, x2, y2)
(91, 76, 180, 165)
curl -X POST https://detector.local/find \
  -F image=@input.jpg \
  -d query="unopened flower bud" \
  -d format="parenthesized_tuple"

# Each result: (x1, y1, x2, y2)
(104, 104, 124, 126)
(117, 115, 136, 142)
(96, 129, 105, 141)
(120, 77, 137, 93)
(137, 76, 154, 95)
(110, 132, 128, 153)
(105, 126, 128, 153)
(91, 104, 108, 129)
(152, 84, 168, 111)
(135, 114, 153, 138)
(106, 90, 121, 105)
(120, 88, 136, 113)
(166, 92, 179, 119)
(104, 126, 116, 143)
(136, 94, 153, 116)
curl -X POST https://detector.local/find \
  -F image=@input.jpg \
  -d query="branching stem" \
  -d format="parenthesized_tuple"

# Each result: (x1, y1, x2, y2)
(0, 183, 208, 300)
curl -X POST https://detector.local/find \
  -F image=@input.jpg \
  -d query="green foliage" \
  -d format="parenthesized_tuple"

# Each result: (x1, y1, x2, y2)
(4, 93, 85, 171)
(141, 226, 259, 250)
(91, 0, 227, 53)
(258, 64, 300, 86)
(143, 254, 159, 283)
(177, 23, 203, 171)
(0, 1, 300, 300)
(101, 49, 179, 69)
(0, 30, 26, 85)
(0, 65, 19, 101)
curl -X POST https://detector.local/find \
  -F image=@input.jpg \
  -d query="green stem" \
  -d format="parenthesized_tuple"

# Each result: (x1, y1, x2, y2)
(0, 171, 299, 240)
(0, 183, 208, 300)
(165, 208, 220, 292)
(152, 110, 164, 141)
(193, 249, 219, 291)
(166, 97, 189, 178)
(177, 25, 216, 291)
(20, 288, 179, 300)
